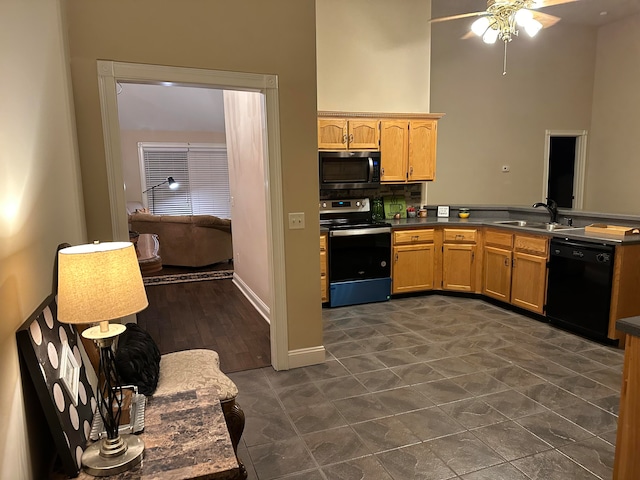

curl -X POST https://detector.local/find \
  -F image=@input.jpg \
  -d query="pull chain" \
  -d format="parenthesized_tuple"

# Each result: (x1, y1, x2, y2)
(503, 41, 508, 75)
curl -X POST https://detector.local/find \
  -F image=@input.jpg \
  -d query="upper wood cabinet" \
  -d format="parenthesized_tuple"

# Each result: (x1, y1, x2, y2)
(318, 112, 444, 182)
(380, 119, 438, 182)
(317, 118, 380, 150)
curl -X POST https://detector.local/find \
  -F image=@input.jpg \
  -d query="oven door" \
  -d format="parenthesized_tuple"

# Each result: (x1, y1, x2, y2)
(329, 227, 391, 282)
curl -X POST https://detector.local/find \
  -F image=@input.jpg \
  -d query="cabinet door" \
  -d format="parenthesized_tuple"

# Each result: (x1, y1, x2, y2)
(408, 120, 437, 181)
(318, 119, 348, 149)
(392, 244, 434, 293)
(511, 251, 547, 314)
(348, 120, 380, 150)
(380, 120, 409, 182)
(443, 244, 476, 292)
(483, 246, 512, 302)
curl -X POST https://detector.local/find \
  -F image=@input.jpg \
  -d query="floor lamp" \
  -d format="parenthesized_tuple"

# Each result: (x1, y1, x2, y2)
(142, 176, 179, 213)
(57, 242, 149, 476)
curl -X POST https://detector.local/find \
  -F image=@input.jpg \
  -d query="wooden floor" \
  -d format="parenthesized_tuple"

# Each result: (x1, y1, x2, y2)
(137, 275, 271, 374)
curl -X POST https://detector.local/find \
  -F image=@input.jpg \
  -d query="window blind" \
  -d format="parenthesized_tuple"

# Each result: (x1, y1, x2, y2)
(141, 143, 230, 218)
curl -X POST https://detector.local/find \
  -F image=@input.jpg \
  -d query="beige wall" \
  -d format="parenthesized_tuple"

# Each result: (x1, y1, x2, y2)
(0, 1, 86, 478)
(65, 0, 321, 351)
(429, 1, 597, 206)
(316, 0, 432, 112)
(585, 14, 640, 214)
(120, 130, 226, 204)
(224, 91, 270, 308)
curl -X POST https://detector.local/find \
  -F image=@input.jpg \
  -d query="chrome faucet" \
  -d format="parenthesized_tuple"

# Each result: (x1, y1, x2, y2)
(532, 198, 559, 224)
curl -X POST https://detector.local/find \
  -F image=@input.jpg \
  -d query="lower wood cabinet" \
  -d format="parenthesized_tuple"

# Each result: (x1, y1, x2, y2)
(320, 233, 328, 303)
(441, 228, 478, 292)
(483, 245, 512, 302)
(482, 229, 548, 314)
(392, 229, 435, 294)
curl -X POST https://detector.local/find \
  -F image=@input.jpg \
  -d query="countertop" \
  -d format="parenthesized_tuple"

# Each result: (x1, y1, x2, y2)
(321, 217, 640, 245)
(617, 316, 640, 337)
(384, 217, 640, 245)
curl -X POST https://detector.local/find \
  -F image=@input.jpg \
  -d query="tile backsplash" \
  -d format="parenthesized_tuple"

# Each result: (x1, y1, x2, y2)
(320, 184, 423, 209)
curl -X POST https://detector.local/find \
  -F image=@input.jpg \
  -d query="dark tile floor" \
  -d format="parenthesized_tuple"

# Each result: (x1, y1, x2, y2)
(228, 295, 623, 480)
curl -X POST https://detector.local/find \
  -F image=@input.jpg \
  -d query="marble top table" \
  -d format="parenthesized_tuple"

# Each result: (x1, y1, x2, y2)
(75, 388, 239, 479)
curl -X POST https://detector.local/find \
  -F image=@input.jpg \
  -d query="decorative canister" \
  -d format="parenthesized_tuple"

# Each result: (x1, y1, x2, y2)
(458, 208, 470, 219)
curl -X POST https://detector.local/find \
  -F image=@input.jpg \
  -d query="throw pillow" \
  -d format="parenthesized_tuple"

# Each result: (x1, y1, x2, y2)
(115, 323, 161, 396)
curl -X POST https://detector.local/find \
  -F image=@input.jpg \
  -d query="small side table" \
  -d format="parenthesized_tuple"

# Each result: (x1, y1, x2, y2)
(137, 233, 162, 275)
(72, 388, 240, 479)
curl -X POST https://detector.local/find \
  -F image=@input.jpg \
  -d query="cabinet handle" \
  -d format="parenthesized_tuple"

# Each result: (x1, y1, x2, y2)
(512, 258, 516, 268)
(349, 133, 354, 143)
(381, 167, 385, 176)
(395, 252, 399, 262)
(471, 251, 475, 262)
(504, 258, 509, 267)
(343, 134, 348, 144)
(410, 166, 414, 175)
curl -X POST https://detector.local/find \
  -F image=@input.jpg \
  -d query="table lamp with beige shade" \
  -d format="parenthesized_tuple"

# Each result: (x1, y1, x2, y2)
(57, 241, 149, 476)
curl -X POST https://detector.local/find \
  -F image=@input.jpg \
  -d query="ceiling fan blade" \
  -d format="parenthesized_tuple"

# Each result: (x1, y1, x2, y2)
(430, 11, 487, 23)
(531, 0, 580, 9)
(460, 30, 477, 40)
(533, 11, 562, 28)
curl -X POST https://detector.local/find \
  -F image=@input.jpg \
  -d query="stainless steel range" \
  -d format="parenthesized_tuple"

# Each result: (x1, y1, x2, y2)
(320, 198, 392, 307)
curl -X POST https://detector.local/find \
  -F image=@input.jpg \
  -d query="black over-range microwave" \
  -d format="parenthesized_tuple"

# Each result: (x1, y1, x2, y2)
(319, 151, 381, 189)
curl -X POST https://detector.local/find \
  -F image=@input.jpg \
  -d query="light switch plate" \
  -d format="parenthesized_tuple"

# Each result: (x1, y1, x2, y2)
(288, 212, 305, 229)
(437, 206, 450, 218)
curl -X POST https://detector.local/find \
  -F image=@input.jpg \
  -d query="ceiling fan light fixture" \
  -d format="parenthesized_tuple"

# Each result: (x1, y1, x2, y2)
(471, 16, 491, 36)
(482, 27, 499, 44)
(515, 8, 534, 26)
(524, 18, 543, 37)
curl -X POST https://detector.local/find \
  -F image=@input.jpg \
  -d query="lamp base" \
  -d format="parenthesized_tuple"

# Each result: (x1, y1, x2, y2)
(82, 434, 144, 476)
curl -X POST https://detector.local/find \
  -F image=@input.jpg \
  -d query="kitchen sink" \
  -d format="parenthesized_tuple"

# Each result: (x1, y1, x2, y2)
(494, 220, 532, 227)
(494, 220, 576, 231)
(526, 223, 576, 231)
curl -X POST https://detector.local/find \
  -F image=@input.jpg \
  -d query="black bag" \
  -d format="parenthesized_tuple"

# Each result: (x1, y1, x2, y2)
(115, 323, 161, 395)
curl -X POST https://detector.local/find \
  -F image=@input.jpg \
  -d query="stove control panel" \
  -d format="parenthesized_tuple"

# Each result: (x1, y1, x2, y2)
(320, 198, 369, 214)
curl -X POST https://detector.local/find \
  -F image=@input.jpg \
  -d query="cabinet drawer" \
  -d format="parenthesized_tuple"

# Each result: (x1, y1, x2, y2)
(515, 234, 548, 256)
(443, 228, 477, 243)
(485, 229, 514, 249)
(394, 229, 435, 245)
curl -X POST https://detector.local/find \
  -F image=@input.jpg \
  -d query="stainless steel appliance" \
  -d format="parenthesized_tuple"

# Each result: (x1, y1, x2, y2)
(546, 238, 616, 344)
(319, 151, 381, 190)
(320, 198, 391, 307)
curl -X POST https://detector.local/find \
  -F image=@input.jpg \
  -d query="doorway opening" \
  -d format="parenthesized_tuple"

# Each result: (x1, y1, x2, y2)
(542, 130, 587, 209)
(96, 61, 289, 370)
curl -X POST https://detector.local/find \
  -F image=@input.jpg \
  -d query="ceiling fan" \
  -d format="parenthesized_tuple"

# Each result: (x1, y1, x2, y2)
(430, 0, 580, 73)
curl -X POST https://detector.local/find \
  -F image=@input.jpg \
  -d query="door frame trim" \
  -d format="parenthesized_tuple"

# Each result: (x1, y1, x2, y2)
(96, 60, 289, 370)
(542, 130, 588, 209)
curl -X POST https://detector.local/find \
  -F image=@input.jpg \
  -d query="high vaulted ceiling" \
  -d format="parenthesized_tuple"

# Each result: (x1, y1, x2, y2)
(116, 0, 640, 133)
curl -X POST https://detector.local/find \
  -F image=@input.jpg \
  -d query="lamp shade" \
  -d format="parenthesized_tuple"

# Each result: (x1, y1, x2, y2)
(57, 242, 148, 325)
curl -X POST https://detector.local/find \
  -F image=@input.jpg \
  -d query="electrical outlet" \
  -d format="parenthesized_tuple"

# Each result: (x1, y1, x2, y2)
(501, 165, 510, 172)
(288, 212, 305, 229)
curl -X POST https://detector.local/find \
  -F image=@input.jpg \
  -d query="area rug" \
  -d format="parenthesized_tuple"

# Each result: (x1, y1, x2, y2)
(143, 270, 234, 286)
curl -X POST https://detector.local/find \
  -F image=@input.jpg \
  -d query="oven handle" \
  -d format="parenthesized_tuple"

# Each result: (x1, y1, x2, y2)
(330, 227, 391, 237)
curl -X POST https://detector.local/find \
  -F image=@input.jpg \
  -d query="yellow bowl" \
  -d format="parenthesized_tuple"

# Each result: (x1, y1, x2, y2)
(458, 212, 470, 219)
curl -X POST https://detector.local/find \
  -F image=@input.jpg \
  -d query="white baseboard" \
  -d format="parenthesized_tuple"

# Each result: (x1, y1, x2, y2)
(288, 345, 326, 369)
(232, 273, 270, 324)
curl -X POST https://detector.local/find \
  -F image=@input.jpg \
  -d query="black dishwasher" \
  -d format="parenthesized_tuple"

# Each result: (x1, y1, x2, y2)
(546, 238, 615, 343)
